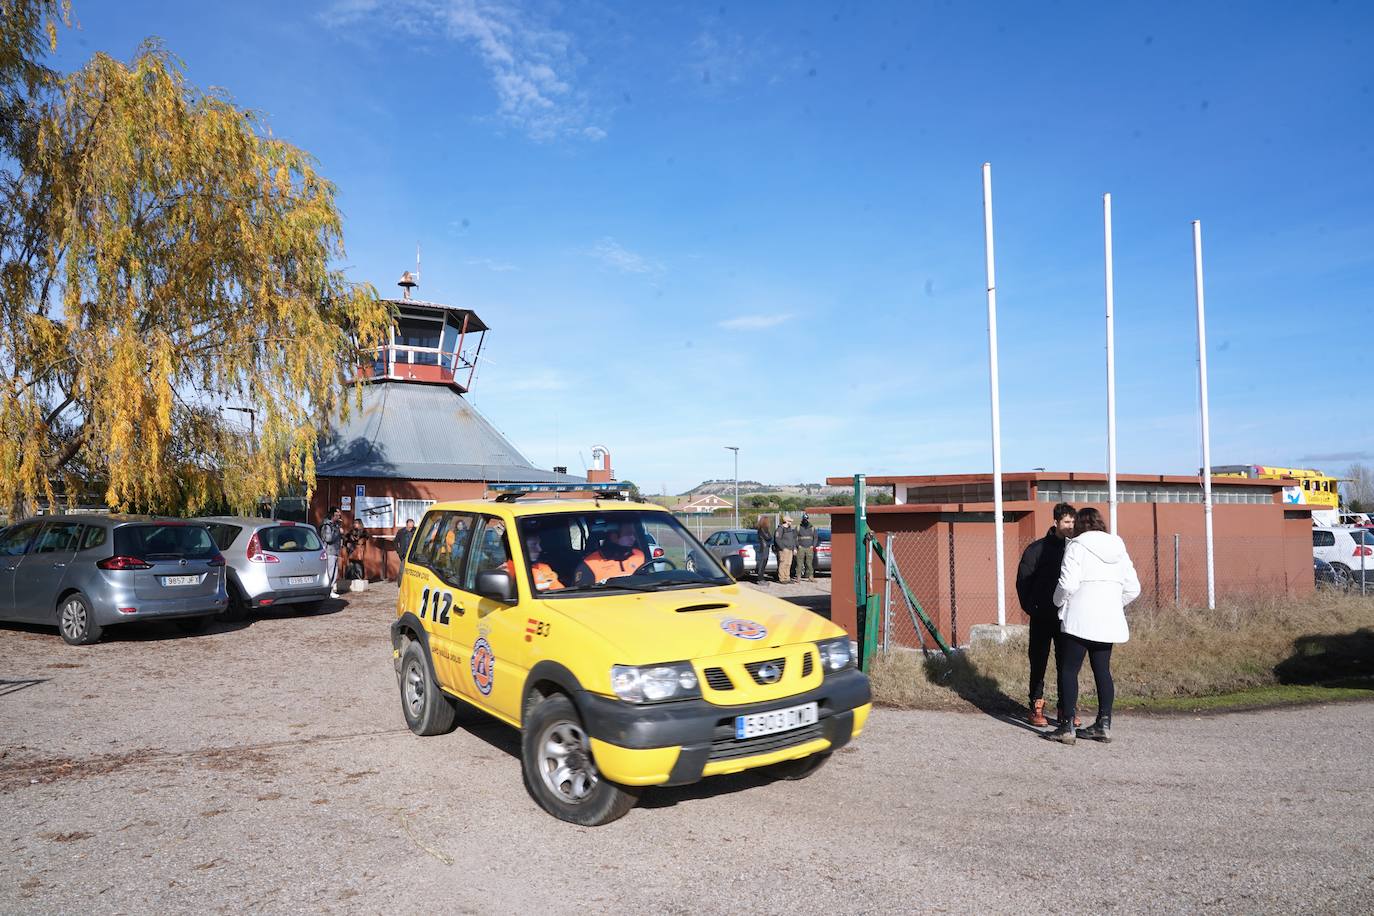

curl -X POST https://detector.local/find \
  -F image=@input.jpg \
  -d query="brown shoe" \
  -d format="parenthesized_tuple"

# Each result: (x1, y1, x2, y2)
(1028, 699, 1048, 728)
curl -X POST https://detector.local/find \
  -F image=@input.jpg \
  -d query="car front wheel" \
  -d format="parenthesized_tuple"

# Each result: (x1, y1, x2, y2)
(521, 693, 637, 826)
(398, 640, 457, 736)
(57, 593, 102, 646)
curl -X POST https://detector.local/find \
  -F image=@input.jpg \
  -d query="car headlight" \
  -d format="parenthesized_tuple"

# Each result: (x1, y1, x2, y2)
(816, 636, 853, 672)
(610, 662, 700, 703)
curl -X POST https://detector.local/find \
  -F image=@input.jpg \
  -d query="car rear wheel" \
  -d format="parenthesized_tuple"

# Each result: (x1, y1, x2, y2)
(398, 640, 457, 736)
(222, 581, 249, 622)
(763, 751, 831, 781)
(521, 693, 637, 826)
(57, 593, 102, 646)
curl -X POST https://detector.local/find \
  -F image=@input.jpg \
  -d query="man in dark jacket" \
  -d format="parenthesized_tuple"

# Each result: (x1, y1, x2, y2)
(1015, 502, 1076, 728)
(774, 516, 799, 583)
(796, 515, 820, 581)
(393, 517, 416, 582)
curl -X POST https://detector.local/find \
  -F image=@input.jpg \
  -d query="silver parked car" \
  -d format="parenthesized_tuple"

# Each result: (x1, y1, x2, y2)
(0, 515, 228, 645)
(199, 518, 331, 619)
(703, 528, 778, 573)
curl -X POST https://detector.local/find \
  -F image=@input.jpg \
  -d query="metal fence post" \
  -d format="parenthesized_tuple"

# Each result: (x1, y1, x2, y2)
(1362, 535, 1367, 597)
(1173, 534, 1181, 606)
(883, 533, 893, 654)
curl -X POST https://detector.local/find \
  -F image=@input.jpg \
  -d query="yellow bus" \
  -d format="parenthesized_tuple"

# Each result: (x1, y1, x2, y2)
(1212, 465, 1341, 509)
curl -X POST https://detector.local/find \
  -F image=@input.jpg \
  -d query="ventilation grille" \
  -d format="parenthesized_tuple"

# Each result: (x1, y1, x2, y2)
(801, 652, 814, 678)
(703, 667, 734, 691)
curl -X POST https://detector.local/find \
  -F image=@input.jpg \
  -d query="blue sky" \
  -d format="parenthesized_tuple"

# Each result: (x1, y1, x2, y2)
(51, 1, 1374, 494)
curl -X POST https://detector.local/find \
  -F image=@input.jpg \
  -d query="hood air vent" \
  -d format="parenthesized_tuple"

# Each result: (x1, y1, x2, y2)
(676, 603, 731, 614)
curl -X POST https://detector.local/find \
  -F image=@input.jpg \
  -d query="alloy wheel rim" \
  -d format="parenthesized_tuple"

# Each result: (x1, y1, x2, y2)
(404, 660, 425, 717)
(60, 600, 85, 640)
(538, 719, 597, 803)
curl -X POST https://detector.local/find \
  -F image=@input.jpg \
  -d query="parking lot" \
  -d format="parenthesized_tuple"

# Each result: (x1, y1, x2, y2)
(3, 582, 1372, 915)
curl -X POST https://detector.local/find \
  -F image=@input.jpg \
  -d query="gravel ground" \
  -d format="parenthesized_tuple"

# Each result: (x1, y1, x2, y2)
(2, 580, 1372, 915)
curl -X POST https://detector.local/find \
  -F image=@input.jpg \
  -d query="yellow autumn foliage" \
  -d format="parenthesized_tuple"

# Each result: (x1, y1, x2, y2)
(0, 36, 392, 516)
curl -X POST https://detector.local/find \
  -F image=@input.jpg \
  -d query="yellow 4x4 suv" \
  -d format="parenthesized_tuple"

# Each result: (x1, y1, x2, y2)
(390, 496, 871, 825)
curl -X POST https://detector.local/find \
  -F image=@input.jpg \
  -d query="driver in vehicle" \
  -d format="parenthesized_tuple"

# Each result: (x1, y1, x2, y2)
(573, 521, 645, 586)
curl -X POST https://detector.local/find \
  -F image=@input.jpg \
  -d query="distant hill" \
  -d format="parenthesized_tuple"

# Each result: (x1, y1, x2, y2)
(681, 480, 849, 499)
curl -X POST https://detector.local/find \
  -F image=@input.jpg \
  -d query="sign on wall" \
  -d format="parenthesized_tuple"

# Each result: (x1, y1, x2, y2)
(340, 496, 352, 511)
(355, 495, 395, 529)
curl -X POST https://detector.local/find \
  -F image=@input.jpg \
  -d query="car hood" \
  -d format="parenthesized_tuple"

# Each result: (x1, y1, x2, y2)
(539, 583, 843, 665)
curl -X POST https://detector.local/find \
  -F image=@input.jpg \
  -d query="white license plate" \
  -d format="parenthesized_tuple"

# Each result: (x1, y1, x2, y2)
(735, 701, 819, 740)
(287, 575, 315, 585)
(162, 575, 200, 586)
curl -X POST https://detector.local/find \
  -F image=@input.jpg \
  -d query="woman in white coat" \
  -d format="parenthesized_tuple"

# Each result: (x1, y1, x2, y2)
(1047, 507, 1140, 745)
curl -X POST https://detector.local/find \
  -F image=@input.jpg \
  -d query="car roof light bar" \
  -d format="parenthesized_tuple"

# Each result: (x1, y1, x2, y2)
(488, 482, 630, 502)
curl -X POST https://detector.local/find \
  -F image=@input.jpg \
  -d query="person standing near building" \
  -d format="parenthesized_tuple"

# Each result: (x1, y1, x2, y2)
(775, 515, 799, 584)
(345, 518, 370, 583)
(796, 514, 819, 581)
(1047, 507, 1140, 745)
(754, 515, 775, 584)
(320, 506, 344, 598)
(393, 517, 416, 583)
(1015, 502, 1076, 728)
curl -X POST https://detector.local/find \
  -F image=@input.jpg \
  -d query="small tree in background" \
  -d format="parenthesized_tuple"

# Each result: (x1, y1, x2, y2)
(1344, 463, 1372, 512)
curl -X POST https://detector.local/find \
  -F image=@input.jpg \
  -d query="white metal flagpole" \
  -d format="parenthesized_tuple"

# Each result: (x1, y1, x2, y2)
(1104, 193, 1118, 534)
(982, 162, 1006, 627)
(1192, 220, 1216, 610)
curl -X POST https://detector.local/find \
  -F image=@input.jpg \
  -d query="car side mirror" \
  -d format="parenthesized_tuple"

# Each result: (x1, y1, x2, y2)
(475, 569, 517, 602)
(723, 555, 745, 579)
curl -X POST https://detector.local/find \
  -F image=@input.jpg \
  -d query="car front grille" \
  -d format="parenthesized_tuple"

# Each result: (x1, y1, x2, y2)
(708, 722, 824, 761)
(743, 658, 786, 685)
(703, 667, 734, 691)
(801, 652, 814, 678)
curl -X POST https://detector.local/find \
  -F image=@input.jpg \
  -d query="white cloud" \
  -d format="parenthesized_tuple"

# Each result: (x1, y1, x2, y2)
(718, 313, 794, 330)
(587, 237, 661, 275)
(322, 0, 603, 142)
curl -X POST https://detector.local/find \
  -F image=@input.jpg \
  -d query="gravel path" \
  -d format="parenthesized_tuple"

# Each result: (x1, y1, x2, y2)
(2, 583, 1371, 914)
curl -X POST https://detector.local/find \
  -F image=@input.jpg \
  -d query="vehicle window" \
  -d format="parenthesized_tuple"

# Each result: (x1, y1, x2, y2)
(1313, 530, 1335, 547)
(259, 526, 322, 552)
(1352, 529, 1374, 547)
(205, 523, 242, 551)
(79, 525, 108, 551)
(0, 521, 41, 556)
(705, 532, 720, 546)
(518, 510, 727, 597)
(34, 522, 83, 553)
(818, 528, 831, 542)
(465, 516, 513, 589)
(113, 524, 218, 559)
(409, 511, 476, 587)
(736, 531, 759, 546)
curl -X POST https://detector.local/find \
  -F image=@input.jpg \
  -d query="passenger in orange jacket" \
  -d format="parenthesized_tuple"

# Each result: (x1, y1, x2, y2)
(525, 533, 565, 592)
(573, 522, 645, 586)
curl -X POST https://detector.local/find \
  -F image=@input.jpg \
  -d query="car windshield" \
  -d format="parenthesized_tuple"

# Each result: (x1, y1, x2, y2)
(114, 523, 218, 559)
(259, 525, 322, 552)
(517, 509, 729, 597)
(1350, 528, 1374, 546)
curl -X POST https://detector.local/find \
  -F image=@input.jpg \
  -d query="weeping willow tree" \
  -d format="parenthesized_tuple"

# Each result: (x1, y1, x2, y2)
(0, 16, 391, 516)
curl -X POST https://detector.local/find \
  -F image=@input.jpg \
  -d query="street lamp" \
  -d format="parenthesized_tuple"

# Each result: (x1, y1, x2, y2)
(724, 446, 739, 528)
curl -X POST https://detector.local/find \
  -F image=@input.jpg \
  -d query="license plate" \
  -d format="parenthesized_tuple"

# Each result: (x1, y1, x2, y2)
(287, 575, 315, 585)
(162, 575, 200, 586)
(735, 701, 819, 740)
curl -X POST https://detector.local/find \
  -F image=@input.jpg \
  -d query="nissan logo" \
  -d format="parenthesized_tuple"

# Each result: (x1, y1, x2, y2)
(757, 662, 782, 684)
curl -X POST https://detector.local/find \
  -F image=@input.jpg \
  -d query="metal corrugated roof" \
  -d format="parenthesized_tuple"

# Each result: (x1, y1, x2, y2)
(316, 382, 584, 484)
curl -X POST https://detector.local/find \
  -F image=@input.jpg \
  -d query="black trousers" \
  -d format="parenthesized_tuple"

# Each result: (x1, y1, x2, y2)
(1057, 632, 1115, 721)
(1027, 614, 1060, 703)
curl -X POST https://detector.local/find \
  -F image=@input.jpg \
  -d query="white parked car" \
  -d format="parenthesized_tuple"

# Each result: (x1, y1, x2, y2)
(198, 517, 332, 618)
(1312, 526, 1374, 588)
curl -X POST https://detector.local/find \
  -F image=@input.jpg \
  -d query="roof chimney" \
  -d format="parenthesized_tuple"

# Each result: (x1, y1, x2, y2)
(398, 270, 418, 300)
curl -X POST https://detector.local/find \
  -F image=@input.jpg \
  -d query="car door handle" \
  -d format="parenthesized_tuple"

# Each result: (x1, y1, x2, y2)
(53, 563, 65, 568)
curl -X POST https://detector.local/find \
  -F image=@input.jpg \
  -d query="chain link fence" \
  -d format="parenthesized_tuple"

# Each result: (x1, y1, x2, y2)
(874, 530, 1326, 650)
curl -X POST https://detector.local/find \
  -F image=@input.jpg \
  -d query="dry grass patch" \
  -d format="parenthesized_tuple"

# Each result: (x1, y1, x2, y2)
(871, 593, 1374, 712)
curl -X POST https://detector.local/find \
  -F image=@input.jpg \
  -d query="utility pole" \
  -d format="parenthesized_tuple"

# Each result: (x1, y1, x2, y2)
(725, 446, 740, 527)
(220, 406, 257, 446)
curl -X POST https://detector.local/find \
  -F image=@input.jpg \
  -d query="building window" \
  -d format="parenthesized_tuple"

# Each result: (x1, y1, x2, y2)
(395, 499, 436, 529)
(1037, 482, 1270, 506)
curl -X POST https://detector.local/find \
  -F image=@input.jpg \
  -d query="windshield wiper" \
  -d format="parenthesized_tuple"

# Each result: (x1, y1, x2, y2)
(547, 580, 658, 596)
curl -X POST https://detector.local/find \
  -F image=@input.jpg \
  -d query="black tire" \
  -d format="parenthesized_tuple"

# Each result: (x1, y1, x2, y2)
(521, 693, 638, 826)
(57, 592, 102, 646)
(763, 751, 831, 781)
(175, 615, 211, 634)
(222, 581, 249, 622)
(398, 640, 457, 736)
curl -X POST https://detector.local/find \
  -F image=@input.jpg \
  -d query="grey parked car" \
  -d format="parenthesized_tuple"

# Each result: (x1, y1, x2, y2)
(0, 515, 228, 645)
(198, 518, 331, 619)
(703, 529, 778, 573)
